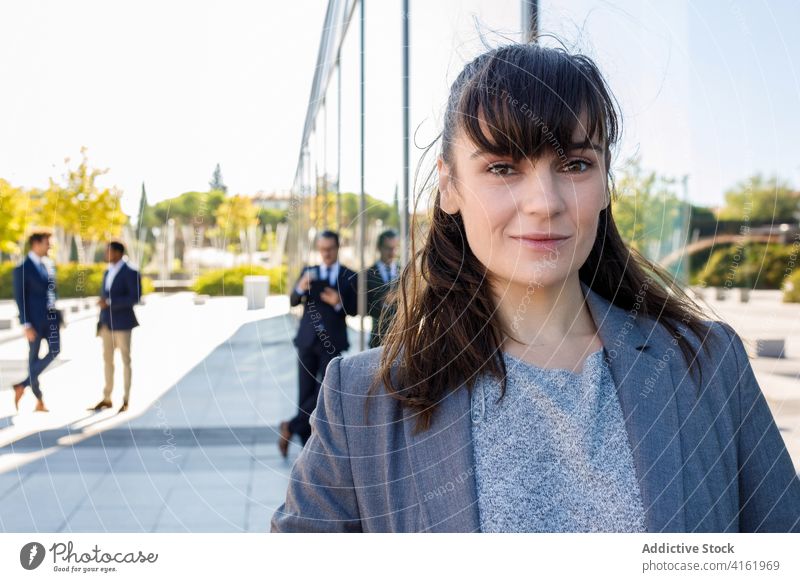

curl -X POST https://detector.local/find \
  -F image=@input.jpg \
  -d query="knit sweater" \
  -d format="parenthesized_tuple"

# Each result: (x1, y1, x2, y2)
(469, 348, 648, 532)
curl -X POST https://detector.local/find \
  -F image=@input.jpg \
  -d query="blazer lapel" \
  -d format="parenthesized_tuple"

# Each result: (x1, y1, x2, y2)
(28, 256, 47, 283)
(112, 263, 126, 293)
(580, 281, 687, 532)
(402, 387, 481, 532)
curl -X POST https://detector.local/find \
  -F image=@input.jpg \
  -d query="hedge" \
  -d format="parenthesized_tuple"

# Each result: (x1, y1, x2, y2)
(0, 262, 154, 299)
(783, 269, 800, 303)
(191, 265, 288, 296)
(692, 243, 798, 290)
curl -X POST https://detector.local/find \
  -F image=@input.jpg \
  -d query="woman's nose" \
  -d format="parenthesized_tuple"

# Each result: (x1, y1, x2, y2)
(516, 169, 567, 217)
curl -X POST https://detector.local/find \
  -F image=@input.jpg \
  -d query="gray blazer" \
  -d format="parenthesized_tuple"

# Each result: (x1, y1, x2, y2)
(271, 281, 800, 532)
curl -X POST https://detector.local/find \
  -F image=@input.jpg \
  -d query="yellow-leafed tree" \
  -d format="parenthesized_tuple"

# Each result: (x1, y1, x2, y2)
(214, 194, 259, 251)
(39, 147, 126, 246)
(0, 179, 28, 256)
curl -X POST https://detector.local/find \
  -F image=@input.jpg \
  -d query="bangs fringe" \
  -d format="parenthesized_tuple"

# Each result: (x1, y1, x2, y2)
(453, 46, 618, 164)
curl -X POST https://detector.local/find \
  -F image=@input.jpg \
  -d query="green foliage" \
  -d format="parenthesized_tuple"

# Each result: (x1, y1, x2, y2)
(56, 263, 106, 298)
(783, 268, 800, 303)
(0, 179, 27, 255)
(151, 190, 226, 228)
(0, 149, 125, 258)
(611, 158, 689, 260)
(191, 265, 288, 296)
(214, 195, 259, 238)
(40, 147, 127, 242)
(141, 276, 154, 295)
(257, 208, 288, 228)
(339, 192, 399, 228)
(693, 243, 797, 289)
(0, 262, 13, 298)
(136, 183, 156, 237)
(718, 174, 800, 221)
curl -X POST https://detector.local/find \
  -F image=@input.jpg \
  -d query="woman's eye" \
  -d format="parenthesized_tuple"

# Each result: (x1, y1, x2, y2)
(560, 159, 591, 173)
(487, 163, 515, 176)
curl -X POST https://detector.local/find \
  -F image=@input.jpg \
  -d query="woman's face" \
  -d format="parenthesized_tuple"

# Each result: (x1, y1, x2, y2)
(437, 119, 610, 292)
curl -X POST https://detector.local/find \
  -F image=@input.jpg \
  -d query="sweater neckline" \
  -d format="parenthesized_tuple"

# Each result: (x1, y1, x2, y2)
(500, 347, 605, 377)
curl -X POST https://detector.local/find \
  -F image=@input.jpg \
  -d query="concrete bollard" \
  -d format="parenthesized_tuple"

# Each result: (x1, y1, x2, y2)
(756, 339, 785, 359)
(739, 288, 750, 303)
(244, 276, 269, 310)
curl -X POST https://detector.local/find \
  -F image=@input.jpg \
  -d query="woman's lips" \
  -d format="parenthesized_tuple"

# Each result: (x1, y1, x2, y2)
(510, 235, 571, 251)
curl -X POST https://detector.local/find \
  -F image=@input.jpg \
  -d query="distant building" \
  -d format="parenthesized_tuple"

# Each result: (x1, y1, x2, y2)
(252, 191, 292, 211)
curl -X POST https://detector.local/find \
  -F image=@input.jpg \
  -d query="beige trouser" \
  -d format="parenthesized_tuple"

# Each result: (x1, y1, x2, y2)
(99, 325, 132, 403)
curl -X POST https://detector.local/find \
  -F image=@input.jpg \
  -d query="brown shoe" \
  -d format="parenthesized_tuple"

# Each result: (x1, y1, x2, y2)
(118, 401, 128, 413)
(89, 400, 113, 411)
(278, 421, 292, 458)
(34, 399, 49, 413)
(13, 384, 24, 411)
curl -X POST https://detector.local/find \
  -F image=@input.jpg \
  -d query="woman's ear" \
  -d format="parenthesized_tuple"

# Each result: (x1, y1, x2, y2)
(437, 157, 458, 214)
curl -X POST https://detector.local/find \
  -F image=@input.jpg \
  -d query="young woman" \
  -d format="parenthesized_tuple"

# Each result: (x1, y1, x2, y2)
(271, 42, 800, 532)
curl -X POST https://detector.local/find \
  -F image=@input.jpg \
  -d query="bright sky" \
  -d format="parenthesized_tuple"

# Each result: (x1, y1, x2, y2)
(0, 0, 797, 218)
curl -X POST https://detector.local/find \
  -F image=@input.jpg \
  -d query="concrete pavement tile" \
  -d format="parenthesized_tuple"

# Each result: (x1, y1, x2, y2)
(81, 476, 174, 509)
(1, 511, 66, 532)
(61, 506, 162, 532)
(154, 503, 247, 532)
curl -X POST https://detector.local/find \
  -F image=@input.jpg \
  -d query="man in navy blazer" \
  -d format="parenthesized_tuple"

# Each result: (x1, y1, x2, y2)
(366, 229, 399, 348)
(89, 241, 142, 414)
(11, 230, 62, 413)
(278, 230, 358, 457)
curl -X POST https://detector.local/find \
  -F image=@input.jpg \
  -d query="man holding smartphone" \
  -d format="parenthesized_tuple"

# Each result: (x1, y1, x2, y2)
(279, 230, 358, 457)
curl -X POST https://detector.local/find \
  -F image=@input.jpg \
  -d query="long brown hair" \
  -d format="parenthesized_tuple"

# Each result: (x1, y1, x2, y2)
(370, 42, 719, 434)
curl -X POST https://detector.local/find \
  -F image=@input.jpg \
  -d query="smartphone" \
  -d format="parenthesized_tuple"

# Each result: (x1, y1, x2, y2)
(308, 266, 328, 299)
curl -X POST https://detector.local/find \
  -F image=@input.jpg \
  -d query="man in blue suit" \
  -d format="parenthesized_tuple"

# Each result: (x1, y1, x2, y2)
(12, 230, 62, 413)
(89, 241, 142, 414)
(366, 229, 400, 348)
(278, 230, 358, 457)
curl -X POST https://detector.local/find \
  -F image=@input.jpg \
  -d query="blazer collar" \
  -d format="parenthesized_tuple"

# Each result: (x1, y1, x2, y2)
(26, 253, 49, 281)
(402, 280, 687, 532)
(102, 261, 127, 295)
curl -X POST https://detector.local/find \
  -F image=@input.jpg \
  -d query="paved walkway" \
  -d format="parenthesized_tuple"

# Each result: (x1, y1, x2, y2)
(0, 293, 360, 532)
(0, 288, 797, 532)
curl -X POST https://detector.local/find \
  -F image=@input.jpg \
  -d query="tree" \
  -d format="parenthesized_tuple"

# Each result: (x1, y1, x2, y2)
(136, 183, 159, 236)
(152, 190, 225, 228)
(214, 194, 259, 251)
(611, 157, 688, 261)
(39, 147, 126, 261)
(0, 179, 28, 256)
(257, 207, 288, 229)
(718, 174, 800, 222)
(210, 163, 227, 194)
(136, 183, 150, 229)
(132, 182, 157, 267)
